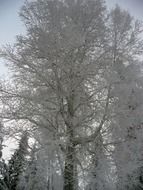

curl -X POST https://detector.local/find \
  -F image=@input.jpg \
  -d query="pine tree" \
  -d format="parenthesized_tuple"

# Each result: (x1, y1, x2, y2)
(6, 131, 28, 190)
(0, 122, 9, 190)
(18, 143, 50, 190)
(0, 159, 9, 190)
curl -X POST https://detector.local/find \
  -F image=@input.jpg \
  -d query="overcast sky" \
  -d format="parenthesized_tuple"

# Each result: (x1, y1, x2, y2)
(107, 0, 143, 19)
(0, 0, 24, 76)
(0, 0, 143, 76)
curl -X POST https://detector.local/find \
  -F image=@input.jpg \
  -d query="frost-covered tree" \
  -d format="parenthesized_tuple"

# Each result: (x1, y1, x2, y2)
(85, 133, 110, 190)
(111, 61, 143, 190)
(0, 159, 9, 190)
(0, 1, 143, 190)
(85, 5, 143, 190)
(105, 6, 143, 190)
(0, 0, 109, 189)
(4, 131, 29, 190)
(0, 122, 9, 190)
(18, 137, 64, 190)
(17, 143, 49, 190)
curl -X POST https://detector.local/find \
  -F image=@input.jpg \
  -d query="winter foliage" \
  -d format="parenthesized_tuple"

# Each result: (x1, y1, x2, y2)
(0, 0, 143, 189)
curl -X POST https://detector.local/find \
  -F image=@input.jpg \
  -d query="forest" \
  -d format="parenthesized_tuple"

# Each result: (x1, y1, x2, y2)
(0, 0, 143, 189)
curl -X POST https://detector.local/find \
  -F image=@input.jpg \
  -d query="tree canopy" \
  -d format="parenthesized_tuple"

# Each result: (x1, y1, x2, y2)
(0, 0, 143, 190)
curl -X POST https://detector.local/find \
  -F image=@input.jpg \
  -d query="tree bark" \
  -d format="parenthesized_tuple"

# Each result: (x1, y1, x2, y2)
(63, 141, 75, 190)
(63, 112, 75, 190)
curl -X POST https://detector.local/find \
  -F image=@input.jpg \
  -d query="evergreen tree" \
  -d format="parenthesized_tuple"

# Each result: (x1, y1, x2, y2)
(18, 143, 50, 190)
(6, 131, 28, 190)
(0, 122, 9, 190)
(0, 159, 9, 190)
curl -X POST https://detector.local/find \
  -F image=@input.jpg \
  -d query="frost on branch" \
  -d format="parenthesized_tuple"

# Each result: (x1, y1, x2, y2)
(0, 0, 143, 190)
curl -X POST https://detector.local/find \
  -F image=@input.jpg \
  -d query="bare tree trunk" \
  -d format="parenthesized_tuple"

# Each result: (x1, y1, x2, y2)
(63, 142, 75, 190)
(63, 126, 75, 190)
(74, 160, 78, 190)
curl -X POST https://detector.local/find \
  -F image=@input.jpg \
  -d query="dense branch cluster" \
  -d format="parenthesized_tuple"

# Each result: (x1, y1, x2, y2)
(0, 0, 143, 190)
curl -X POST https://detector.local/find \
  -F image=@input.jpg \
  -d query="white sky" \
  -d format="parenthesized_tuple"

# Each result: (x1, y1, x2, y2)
(3, 138, 18, 160)
(0, 0, 25, 76)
